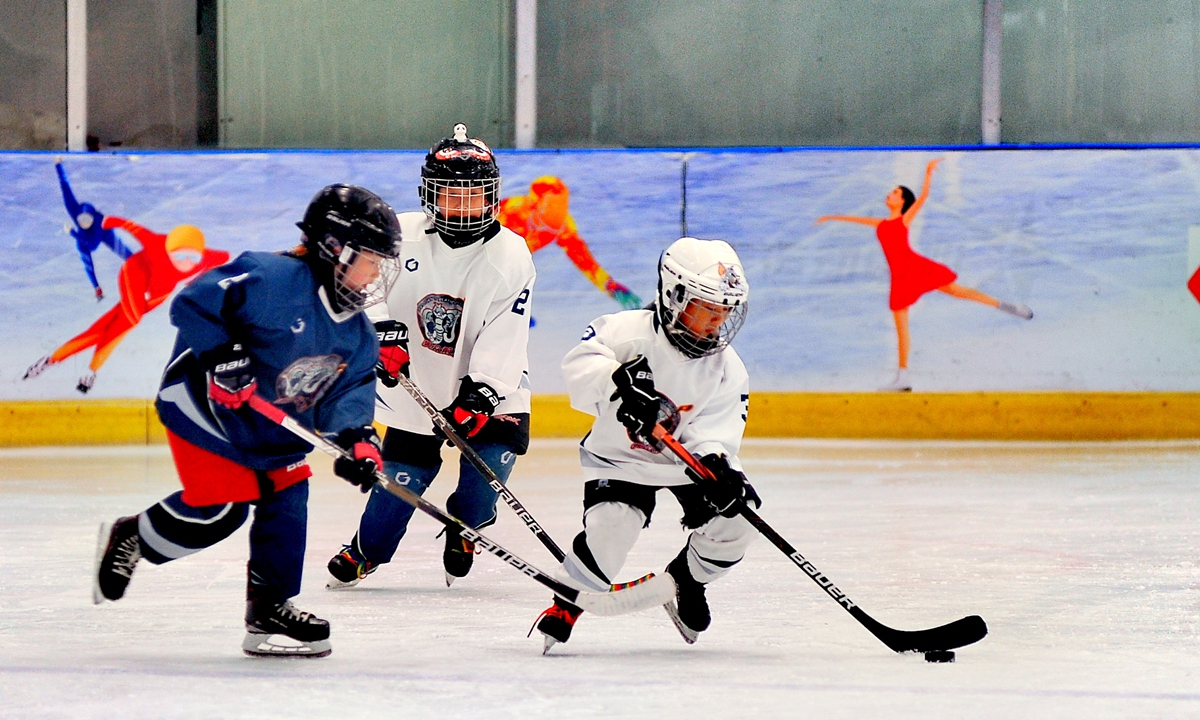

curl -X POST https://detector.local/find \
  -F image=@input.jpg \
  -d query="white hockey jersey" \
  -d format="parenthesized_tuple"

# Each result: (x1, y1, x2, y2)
(371, 212, 535, 434)
(563, 309, 750, 486)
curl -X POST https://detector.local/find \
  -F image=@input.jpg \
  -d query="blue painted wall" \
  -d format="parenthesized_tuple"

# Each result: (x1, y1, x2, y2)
(3, 147, 1198, 400)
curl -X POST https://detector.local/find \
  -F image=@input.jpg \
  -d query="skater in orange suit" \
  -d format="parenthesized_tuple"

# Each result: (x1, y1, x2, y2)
(24, 217, 229, 393)
(817, 159, 1032, 392)
(498, 176, 642, 309)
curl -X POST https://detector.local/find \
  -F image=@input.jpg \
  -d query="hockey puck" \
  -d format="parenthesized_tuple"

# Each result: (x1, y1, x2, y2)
(924, 650, 955, 663)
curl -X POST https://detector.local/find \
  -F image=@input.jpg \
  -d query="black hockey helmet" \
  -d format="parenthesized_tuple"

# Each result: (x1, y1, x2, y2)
(419, 123, 501, 248)
(297, 184, 402, 312)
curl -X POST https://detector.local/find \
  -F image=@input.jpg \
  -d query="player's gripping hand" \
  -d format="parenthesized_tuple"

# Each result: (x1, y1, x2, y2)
(686, 453, 761, 517)
(332, 427, 382, 493)
(439, 376, 500, 440)
(609, 356, 659, 439)
(374, 320, 410, 388)
(205, 342, 256, 410)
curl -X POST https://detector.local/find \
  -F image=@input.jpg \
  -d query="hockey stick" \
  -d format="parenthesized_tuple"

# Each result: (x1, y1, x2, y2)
(392, 373, 566, 562)
(651, 424, 988, 653)
(248, 393, 671, 616)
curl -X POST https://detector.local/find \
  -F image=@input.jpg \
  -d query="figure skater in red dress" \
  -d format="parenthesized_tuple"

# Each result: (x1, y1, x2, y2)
(817, 158, 1032, 391)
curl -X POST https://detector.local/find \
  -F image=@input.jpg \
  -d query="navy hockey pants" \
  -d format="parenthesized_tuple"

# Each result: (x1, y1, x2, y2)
(353, 441, 517, 564)
(137, 481, 308, 600)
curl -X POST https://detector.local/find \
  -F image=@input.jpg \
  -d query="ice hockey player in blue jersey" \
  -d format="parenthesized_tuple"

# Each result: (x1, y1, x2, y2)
(92, 184, 403, 658)
(55, 158, 136, 300)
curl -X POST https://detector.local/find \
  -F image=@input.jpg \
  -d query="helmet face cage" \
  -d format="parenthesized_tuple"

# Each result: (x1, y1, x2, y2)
(656, 239, 750, 359)
(317, 238, 401, 313)
(420, 176, 501, 238)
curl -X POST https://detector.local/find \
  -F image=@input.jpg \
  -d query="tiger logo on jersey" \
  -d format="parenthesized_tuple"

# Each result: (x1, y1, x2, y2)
(274, 354, 345, 412)
(416, 293, 464, 357)
(628, 393, 683, 453)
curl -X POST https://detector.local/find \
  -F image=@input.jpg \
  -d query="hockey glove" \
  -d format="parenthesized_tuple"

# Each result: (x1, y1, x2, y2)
(205, 342, 256, 410)
(609, 356, 659, 440)
(438, 376, 501, 440)
(332, 427, 382, 493)
(374, 320, 410, 388)
(686, 453, 761, 518)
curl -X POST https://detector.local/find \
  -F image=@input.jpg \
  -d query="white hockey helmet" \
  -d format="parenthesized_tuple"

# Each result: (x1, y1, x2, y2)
(655, 237, 749, 358)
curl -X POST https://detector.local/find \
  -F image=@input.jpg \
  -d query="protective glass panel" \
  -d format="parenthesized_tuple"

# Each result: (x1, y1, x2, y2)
(218, 0, 511, 149)
(538, 0, 984, 147)
(1002, 0, 1200, 143)
(0, 0, 65, 149)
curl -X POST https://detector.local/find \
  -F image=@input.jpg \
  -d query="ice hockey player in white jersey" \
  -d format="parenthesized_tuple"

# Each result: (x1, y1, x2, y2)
(327, 124, 536, 588)
(534, 237, 759, 652)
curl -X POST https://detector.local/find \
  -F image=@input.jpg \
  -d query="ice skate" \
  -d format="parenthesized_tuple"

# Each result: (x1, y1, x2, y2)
(243, 593, 331, 658)
(531, 598, 582, 654)
(879, 367, 912, 392)
(326, 544, 375, 589)
(442, 526, 476, 586)
(664, 549, 710, 644)
(22, 356, 53, 381)
(76, 372, 96, 394)
(997, 300, 1033, 320)
(93, 516, 142, 604)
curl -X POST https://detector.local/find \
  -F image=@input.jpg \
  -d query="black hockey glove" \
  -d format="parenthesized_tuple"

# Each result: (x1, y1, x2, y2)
(686, 453, 761, 518)
(438, 376, 501, 440)
(374, 320, 410, 388)
(609, 356, 659, 441)
(332, 427, 382, 493)
(204, 341, 256, 410)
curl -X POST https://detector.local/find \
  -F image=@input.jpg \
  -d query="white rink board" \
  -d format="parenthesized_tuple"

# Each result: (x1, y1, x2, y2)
(0, 440, 1198, 719)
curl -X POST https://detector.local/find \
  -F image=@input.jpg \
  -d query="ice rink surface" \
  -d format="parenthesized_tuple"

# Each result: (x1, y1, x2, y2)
(0, 439, 1198, 719)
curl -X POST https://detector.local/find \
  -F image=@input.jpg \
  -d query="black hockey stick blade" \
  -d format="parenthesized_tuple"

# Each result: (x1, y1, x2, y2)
(393, 373, 567, 563)
(247, 394, 673, 617)
(853, 608, 987, 653)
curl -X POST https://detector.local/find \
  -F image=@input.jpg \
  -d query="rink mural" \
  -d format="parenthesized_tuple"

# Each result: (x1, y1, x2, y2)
(2, 147, 1200, 400)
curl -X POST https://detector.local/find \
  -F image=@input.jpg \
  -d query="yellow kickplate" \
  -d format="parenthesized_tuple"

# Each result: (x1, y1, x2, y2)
(2, 393, 1199, 447)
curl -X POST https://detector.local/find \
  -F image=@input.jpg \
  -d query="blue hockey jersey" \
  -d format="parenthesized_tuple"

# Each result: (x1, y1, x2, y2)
(155, 251, 378, 470)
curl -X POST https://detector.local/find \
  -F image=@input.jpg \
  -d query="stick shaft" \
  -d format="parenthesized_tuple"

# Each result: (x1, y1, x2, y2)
(652, 428, 863, 613)
(394, 374, 566, 562)
(248, 394, 580, 602)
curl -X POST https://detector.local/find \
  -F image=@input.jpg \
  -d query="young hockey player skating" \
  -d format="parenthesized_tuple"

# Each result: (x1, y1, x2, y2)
(92, 184, 403, 658)
(327, 124, 537, 589)
(534, 236, 759, 651)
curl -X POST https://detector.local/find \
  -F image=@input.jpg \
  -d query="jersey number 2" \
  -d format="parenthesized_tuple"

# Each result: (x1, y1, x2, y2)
(511, 288, 530, 316)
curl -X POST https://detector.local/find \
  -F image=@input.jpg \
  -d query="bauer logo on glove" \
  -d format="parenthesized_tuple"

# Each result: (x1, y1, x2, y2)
(439, 376, 502, 440)
(374, 319, 410, 387)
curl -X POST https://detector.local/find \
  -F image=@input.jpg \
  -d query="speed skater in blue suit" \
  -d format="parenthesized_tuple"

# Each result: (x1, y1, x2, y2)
(55, 158, 136, 300)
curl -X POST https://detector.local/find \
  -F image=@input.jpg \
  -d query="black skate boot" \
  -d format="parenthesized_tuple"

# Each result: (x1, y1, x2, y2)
(531, 598, 583, 654)
(442, 526, 476, 587)
(664, 548, 710, 644)
(326, 541, 376, 590)
(93, 516, 142, 604)
(243, 586, 331, 658)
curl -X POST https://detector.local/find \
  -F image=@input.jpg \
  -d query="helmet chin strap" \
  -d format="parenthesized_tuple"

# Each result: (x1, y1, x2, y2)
(437, 219, 501, 249)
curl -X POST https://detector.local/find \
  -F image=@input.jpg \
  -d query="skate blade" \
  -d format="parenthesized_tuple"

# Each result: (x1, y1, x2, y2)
(663, 602, 698, 645)
(325, 573, 361, 590)
(445, 572, 456, 588)
(91, 521, 112, 605)
(242, 632, 331, 658)
(542, 634, 558, 655)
